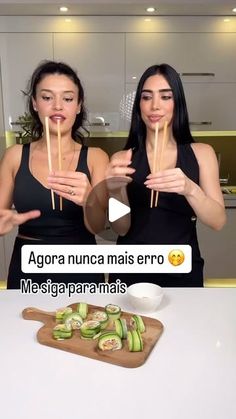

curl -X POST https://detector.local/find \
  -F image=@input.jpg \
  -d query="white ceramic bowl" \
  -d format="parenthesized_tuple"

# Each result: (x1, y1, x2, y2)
(127, 282, 163, 313)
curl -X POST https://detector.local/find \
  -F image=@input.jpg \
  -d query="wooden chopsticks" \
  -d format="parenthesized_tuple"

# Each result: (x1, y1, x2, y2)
(57, 119, 63, 211)
(45, 116, 55, 210)
(150, 121, 168, 208)
(150, 122, 159, 208)
(45, 116, 63, 211)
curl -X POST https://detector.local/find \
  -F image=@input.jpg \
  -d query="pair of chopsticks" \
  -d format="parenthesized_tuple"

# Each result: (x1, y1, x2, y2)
(45, 116, 63, 211)
(150, 121, 168, 208)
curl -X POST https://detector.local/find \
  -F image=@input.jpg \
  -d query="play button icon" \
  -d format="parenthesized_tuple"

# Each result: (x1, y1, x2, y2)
(84, 178, 133, 242)
(108, 197, 130, 223)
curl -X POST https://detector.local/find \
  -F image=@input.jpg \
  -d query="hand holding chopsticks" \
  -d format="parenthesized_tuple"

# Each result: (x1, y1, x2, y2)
(145, 120, 193, 198)
(47, 170, 92, 207)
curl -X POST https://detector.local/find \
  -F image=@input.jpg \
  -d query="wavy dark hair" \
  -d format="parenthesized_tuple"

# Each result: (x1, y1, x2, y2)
(24, 60, 88, 142)
(125, 63, 194, 150)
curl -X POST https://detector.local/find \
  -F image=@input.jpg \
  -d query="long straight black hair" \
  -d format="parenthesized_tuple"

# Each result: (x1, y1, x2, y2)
(25, 60, 88, 142)
(125, 63, 194, 150)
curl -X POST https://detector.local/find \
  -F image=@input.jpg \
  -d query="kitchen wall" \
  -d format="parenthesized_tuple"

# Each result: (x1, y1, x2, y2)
(0, 14, 236, 177)
(0, 15, 236, 135)
(0, 63, 5, 158)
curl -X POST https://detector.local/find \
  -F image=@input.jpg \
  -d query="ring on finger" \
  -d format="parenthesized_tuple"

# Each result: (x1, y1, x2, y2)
(68, 188, 76, 196)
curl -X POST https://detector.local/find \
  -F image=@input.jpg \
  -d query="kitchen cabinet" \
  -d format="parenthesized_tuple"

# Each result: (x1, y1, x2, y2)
(0, 77, 5, 157)
(0, 33, 53, 131)
(53, 33, 126, 131)
(0, 28, 236, 135)
(125, 81, 236, 131)
(125, 33, 236, 83)
(197, 205, 236, 278)
(0, 226, 17, 282)
(125, 33, 236, 131)
(183, 82, 236, 131)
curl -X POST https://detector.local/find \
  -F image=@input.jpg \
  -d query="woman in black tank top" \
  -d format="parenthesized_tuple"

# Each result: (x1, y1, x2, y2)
(107, 64, 226, 287)
(0, 60, 109, 289)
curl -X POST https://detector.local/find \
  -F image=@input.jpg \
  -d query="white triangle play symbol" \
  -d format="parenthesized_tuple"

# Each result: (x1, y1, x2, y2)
(108, 197, 130, 223)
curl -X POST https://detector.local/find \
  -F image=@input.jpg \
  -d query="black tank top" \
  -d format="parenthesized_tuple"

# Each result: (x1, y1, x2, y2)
(118, 143, 202, 263)
(13, 143, 95, 242)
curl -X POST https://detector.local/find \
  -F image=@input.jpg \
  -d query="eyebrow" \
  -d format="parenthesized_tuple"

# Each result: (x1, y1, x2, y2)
(141, 88, 173, 93)
(40, 89, 75, 94)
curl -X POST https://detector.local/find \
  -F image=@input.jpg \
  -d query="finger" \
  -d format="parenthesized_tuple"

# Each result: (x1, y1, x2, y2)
(53, 190, 78, 201)
(126, 148, 133, 161)
(53, 189, 85, 205)
(48, 171, 87, 180)
(146, 181, 183, 190)
(145, 173, 180, 184)
(14, 210, 41, 225)
(110, 149, 133, 166)
(109, 159, 133, 169)
(47, 177, 88, 189)
(49, 183, 83, 196)
(146, 168, 179, 179)
(157, 186, 184, 193)
(110, 168, 135, 177)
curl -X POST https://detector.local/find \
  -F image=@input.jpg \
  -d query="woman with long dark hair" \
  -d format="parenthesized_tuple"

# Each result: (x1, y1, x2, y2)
(107, 64, 226, 286)
(0, 60, 108, 288)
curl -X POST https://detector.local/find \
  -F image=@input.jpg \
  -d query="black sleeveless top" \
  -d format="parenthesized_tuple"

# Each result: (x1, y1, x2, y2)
(13, 143, 95, 243)
(118, 143, 202, 264)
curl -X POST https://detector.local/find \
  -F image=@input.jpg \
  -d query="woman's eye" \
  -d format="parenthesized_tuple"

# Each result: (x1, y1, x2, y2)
(141, 94, 152, 101)
(42, 95, 52, 101)
(64, 97, 73, 102)
(161, 95, 173, 100)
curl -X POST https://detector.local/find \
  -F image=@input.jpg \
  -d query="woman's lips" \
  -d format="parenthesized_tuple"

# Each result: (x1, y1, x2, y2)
(50, 114, 66, 122)
(148, 115, 163, 123)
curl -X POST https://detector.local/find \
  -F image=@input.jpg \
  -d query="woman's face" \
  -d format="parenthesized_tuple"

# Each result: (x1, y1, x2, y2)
(32, 73, 81, 137)
(140, 74, 174, 133)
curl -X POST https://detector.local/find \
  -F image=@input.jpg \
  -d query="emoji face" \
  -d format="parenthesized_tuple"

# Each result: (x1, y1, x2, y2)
(168, 249, 185, 266)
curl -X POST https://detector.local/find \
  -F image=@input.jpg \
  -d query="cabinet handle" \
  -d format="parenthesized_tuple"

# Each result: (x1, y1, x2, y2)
(181, 72, 215, 77)
(87, 122, 110, 127)
(190, 121, 212, 126)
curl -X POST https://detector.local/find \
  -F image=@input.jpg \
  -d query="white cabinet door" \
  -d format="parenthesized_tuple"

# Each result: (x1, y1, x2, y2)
(197, 208, 236, 279)
(4, 227, 17, 273)
(126, 33, 236, 83)
(125, 82, 236, 131)
(184, 82, 236, 131)
(0, 33, 53, 131)
(53, 33, 125, 131)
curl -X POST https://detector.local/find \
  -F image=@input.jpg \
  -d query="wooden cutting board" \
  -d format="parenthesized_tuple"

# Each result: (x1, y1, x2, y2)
(22, 303, 164, 368)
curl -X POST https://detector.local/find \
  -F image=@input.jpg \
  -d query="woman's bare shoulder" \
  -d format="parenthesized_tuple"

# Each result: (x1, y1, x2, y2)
(191, 142, 215, 155)
(88, 146, 109, 162)
(190, 142, 217, 163)
(1, 144, 23, 162)
(0, 144, 24, 178)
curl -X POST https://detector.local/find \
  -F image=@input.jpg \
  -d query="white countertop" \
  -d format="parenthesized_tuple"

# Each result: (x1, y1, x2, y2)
(0, 288, 236, 419)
